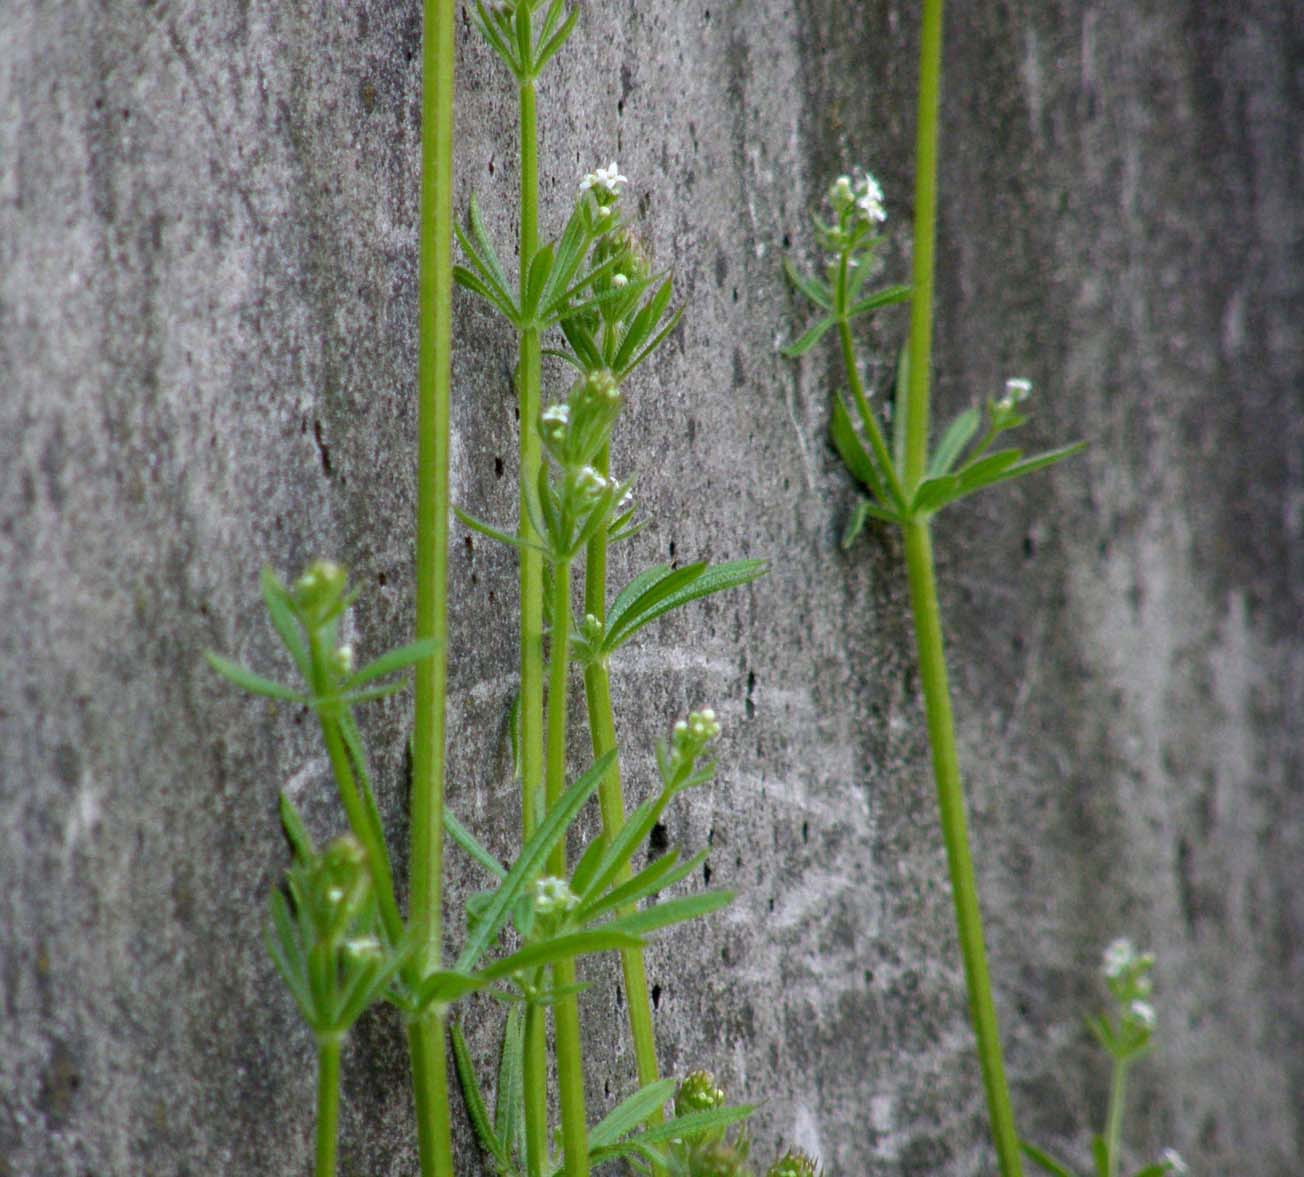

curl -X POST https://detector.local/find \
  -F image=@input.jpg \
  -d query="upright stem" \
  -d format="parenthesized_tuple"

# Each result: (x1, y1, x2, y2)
(1103, 1057, 1129, 1177)
(547, 561, 590, 1177)
(408, 1, 457, 1173)
(900, 4, 1023, 1174)
(315, 1034, 342, 1177)
(517, 73, 551, 1177)
(582, 443, 665, 1123)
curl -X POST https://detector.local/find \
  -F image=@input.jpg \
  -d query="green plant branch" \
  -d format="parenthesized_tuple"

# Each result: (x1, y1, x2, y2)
(1103, 1056, 1130, 1177)
(898, 3, 1023, 1174)
(408, 2, 457, 1173)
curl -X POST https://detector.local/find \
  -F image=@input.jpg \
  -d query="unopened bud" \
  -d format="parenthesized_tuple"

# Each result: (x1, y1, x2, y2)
(675, 1070, 725, 1116)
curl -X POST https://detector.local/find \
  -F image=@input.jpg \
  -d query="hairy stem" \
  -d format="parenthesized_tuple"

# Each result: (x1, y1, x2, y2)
(315, 1034, 342, 1177)
(409, 0, 457, 1172)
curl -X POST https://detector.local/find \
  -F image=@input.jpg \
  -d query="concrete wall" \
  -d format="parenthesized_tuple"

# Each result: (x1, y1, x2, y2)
(2, 2, 1299, 1173)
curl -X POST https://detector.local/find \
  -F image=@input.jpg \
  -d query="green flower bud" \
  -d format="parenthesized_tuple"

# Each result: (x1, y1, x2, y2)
(311, 835, 371, 936)
(534, 875, 580, 916)
(293, 560, 348, 626)
(675, 1070, 725, 1117)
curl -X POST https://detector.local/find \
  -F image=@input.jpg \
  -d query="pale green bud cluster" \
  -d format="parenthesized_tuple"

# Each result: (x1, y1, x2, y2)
(693, 1143, 752, 1177)
(309, 835, 372, 941)
(293, 559, 348, 626)
(675, 1069, 726, 1116)
(1092, 937, 1160, 1062)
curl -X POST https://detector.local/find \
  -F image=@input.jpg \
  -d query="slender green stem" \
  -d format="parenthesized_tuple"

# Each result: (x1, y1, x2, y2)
(582, 444, 665, 1140)
(315, 1034, 342, 1177)
(1103, 1057, 1129, 1177)
(517, 73, 551, 1177)
(408, 2, 457, 1173)
(902, 523, 1023, 1176)
(904, 0, 944, 490)
(546, 560, 590, 1177)
(897, 3, 1023, 1173)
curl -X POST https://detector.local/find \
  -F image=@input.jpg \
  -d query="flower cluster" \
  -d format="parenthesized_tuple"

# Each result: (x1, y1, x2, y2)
(534, 875, 580, 917)
(766, 1151, 821, 1177)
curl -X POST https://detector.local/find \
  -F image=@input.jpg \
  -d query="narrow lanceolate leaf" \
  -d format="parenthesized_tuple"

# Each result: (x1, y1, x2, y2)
(416, 969, 491, 1008)
(782, 257, 833, 311)
(471, 0, 521, 76)
(585, 1104, 756, 1167)
(453, 506, 547, 555)
(603, 560, 767, 654)
(278, 793, 316, 864)
(575, 848, 707, 927)
(451, 1021, 515, 1174)
(455, 751, 615, 973)
(1091, 1134, 1109, 1177)
(346, 638, 441, 689)
(259, 566, 311, 680)
(495, 1004, 527, 1163)
(613, 278, 674, 373)
(453, 262, 519, 323)
(620, 304, 684, 382)
(466, 193, 516, 301)
(780, 315, 836, 358)
(847, 282, 912, 318)
(445, 808, 508, 880)
(476, 930, 644, 982)
(558, 317, 603, 372)
(913, 441, 1086, 517)
(533, 2, 579, 77)
(523, 242, 555, 320)
(1019, 1140, 1078, 1177)
(830, 393, 887, 503)
(601, 889, 734, 937)
(204, 652, 306, 703)
(842, 498, 903, 548)
(927, 406, 982, 478)
(585, 1079, 678, 1150)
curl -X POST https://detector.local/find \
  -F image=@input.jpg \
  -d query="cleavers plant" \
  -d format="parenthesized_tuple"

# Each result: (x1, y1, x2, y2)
(206, 1, 774, 1176)
(783, 1, 1187, 1175)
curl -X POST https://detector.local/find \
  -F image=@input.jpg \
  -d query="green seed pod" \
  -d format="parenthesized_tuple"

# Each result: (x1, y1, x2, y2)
(292, 559, 348, 626)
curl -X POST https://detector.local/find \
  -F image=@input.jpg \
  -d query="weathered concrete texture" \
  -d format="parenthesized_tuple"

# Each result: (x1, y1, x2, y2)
(1, 2, 1299, 1175)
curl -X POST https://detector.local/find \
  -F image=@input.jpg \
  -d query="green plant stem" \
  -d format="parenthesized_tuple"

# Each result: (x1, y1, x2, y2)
(582, 445, 666, 1131)
(1103, 1056, 1129, 1177)
(408, 3, 457, 1174)
(902, 523, 1023, 1177)
(837, 315, 905, 508)
(899, 2, 1023, 1173)
(903, 0, 944, 489)
(546, 560, 590, 1177)
(517, 73, 551, 1177)
(315, 1034, 342, 1177)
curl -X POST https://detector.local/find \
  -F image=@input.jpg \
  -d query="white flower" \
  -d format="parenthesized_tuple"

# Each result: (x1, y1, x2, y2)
(580, 161, 628, 196)
(612, 272, 629, 287)
(535, 875, 579, 915)
(1160, 1149, 1188, 1174)
(1004, 377, 1033, 403)
(855, 172, 887, 223)
(1103, 938, 1136, 979)
(828, 174, 855, 208)
(575, 466, 609, 498)
(1129, 999, 1156, 1029)
(342, 936, 383, 961)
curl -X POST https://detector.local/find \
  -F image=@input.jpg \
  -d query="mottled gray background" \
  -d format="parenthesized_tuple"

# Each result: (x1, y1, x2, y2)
(2, 2, 1300, 1174)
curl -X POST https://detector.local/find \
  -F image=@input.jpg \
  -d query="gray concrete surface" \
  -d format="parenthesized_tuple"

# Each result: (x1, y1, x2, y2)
(2, 1, 1300, 1174)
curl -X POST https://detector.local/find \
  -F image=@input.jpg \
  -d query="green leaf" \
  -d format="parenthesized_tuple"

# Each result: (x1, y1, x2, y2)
(416, 969, 491, 1008)
(590, 1104, 755, 1160)
(1091, 1135, 1109, 1177)
(613, 278, 674, 374)
(576, 848, 706, 926)
(346, 638, 440, 689)
(495, 1003, 526, 1162)
(455, 751, 616, 973)
(916, 441, 1086, 516)
(568, 829, 609, 897)
(534, 0, 577, 74)
(842, 498, 902, 547)
(604, 560, 767, 654)
(928, 406, 981, 477)
(586, 1078, 677, 1149)
(467, 193, 516, 302)
(453, 263, 519, 323)
(523, 243, 555, 319)
(1132, 1166, 1172, 1177)
(477, 930, 644, 982)
(620, 304, 684, 382)
(260, 566, 311, 680)
(847, 282, 912, 318)
(892, 346, 909, 482)
(451, 1020, 516, 1174)
(471, 0, 521, 75)
(1020, 1140, 1080, 1177)
(278, 793, 315, 864)
(782, 257, 832, 311)
(780, 315, 836, 358)
(204, 651, 306, 703)
(576, 793, 665, 906)
(446, 808, 508, 880)
(830, 393, 887, 502)
(558, 316, 603, 372)
(454, 506, 546, 555)
(602, 889, 733, 937)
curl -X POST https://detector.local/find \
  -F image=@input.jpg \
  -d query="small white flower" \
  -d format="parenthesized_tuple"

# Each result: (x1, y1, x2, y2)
(612, 272, 629, 287)
(828, 174, 855, 207)
(580, 161, 628, 196)
(1004, 377, 1033, 403)
(342, 936, 383, 961)
(333, 643, 354, 674)
(326, 886, 345, 905)
(855, 172, 887, 223)
(1103, 938, 1136, 979)
(575, 466, 609, 498)
(535, 875, 579, 915)
(542, 403, 570, 425)
(1160, 1149, 1188, 1174)
(1129, 999, 1156, 1029)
